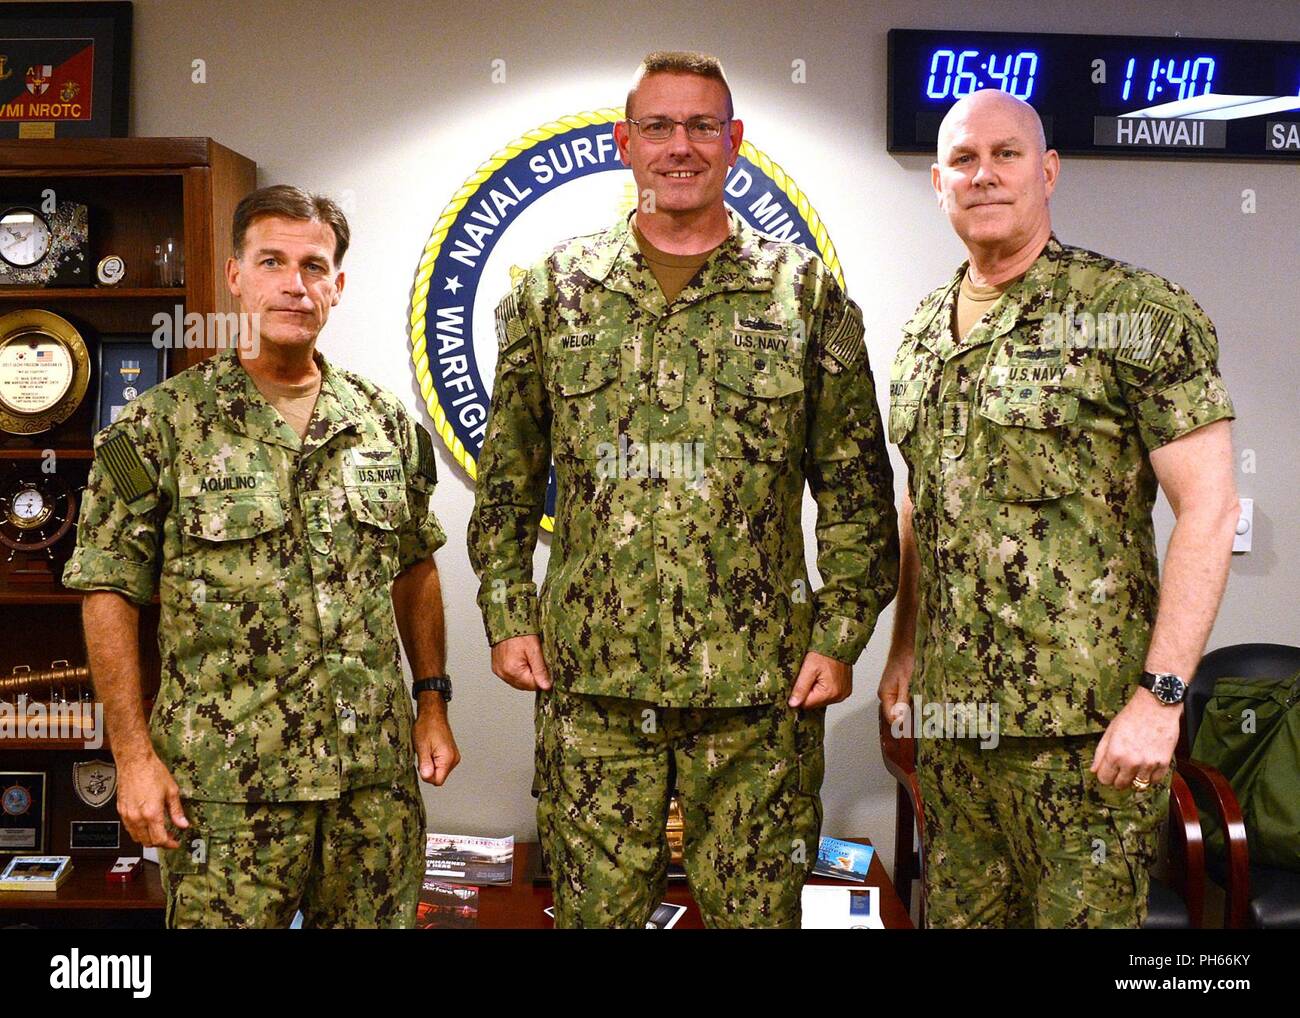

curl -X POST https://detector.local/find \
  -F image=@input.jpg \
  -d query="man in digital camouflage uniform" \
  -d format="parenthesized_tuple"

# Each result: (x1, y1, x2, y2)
(877, 89, 1240, 928)
(468, 51, 898, 928)
(65, 185, 460, 928)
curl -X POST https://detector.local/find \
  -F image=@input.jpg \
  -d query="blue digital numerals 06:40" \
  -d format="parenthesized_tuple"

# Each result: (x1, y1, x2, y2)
(925, 49, 1039, 101)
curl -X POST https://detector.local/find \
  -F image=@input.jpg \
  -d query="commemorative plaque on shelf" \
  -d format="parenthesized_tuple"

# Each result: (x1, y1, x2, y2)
(0, 771, 47, 855)
(66, 757, 120, 852)
(0, 309, 90, 436)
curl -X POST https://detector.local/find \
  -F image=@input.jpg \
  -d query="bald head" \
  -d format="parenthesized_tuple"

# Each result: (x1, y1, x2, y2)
(937, 89, 1045, 162)
(930, 88, 1059, 264)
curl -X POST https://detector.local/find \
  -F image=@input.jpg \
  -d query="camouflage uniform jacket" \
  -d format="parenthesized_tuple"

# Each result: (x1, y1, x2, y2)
(468, 211, 899, 708)
(889, 236, 1235, 736)
(64, 345, 447, 801)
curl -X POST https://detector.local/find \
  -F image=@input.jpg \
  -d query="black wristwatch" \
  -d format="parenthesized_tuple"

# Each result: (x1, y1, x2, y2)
(412, 675, 452, 703)
(1138, 670, 1188, 705)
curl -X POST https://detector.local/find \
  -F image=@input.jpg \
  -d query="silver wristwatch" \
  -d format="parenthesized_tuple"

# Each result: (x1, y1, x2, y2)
(1139, 671, 1188, 705)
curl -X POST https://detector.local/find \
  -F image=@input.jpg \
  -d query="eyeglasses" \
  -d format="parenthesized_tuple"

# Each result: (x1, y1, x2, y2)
(626, 115, 729, 142)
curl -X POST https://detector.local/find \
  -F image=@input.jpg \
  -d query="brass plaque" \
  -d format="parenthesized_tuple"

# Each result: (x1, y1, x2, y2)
(0, 309, 90, 434)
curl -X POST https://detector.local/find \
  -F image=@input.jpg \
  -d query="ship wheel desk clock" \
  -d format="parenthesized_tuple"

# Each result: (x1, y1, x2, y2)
(0, 309, 91, 583)
(0, 471, 78, 582)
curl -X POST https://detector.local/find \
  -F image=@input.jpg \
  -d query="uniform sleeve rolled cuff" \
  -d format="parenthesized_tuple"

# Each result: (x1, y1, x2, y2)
(397, 516, 448, 572)
(809, 611, 876, 666)
(480, 593, 541, 646)
(61, 547, 157, 605)
(1136, 373, 1236, 451)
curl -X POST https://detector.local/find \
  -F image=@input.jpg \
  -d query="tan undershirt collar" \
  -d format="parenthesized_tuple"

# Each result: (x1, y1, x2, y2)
(631, 219, 719, 302)
(955, 267, 1022, 341)
(248, 371, 323, 440)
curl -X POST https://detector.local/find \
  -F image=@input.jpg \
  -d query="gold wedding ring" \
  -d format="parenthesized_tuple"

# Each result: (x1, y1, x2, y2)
(1131, 775, 1152, 791)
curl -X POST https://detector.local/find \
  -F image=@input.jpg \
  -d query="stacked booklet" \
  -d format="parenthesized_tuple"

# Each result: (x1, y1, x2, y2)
(0, 855, 73, 891)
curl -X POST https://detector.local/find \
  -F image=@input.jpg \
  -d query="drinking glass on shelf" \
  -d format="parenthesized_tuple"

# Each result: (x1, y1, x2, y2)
(154, 237, 184, 287)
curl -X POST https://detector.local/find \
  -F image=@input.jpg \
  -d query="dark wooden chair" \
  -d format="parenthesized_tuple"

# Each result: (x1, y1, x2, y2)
(1176, 643, 1300, 929)
(881, 706, 1205, 929)
(880, 704, 928, 927)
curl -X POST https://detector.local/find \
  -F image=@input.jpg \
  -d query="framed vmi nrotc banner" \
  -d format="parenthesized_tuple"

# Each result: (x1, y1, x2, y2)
(0, 2, 132, 139)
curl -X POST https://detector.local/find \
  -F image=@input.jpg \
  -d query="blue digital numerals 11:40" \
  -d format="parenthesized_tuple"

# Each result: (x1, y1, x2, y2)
(1122, 56, 1216, 103)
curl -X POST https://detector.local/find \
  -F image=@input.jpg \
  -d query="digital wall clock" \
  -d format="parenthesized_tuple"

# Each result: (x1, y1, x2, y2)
(888, 29, 1300, 159)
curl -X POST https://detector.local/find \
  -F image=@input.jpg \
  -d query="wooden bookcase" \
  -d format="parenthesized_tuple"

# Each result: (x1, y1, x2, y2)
(0, 139, 256, 924)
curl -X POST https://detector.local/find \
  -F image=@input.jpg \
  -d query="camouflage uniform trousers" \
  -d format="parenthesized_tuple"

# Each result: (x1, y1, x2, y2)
(159, 770, 426, 928)
(535, 687, 825, 928)
(915, 733, 1171, 928)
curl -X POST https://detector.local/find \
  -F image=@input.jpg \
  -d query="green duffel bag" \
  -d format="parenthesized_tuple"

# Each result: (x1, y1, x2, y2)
(1191, 671, 1300, 871)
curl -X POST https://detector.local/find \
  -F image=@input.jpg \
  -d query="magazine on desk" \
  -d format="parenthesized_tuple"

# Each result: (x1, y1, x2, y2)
(425, 833, 515, 886)
(813, 836, 874, 882)
(417, 879, 480, 928)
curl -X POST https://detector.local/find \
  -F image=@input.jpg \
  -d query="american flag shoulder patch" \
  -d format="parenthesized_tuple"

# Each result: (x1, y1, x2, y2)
(823, 299, 865, 369)
(98, 431, 154, 505)
(494, 289, 528, 352)
(1116, 299, 1182, 370)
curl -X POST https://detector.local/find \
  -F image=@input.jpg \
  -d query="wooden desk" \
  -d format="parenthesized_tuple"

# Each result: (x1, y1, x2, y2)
(475, 838, 914, 929)
(0, 857, 164, 929)
(1, 841, 913, 930)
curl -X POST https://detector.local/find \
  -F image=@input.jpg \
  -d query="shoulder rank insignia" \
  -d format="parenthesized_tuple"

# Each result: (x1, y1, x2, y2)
(494, 289, 528, 353)
(1116, 299, 1182, 370)
(98, 430, 155, 504)
(823, 299, 865, 369)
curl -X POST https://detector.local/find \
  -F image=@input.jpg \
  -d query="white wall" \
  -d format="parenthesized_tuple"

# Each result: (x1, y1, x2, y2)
(113, 0, 1299, 874)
